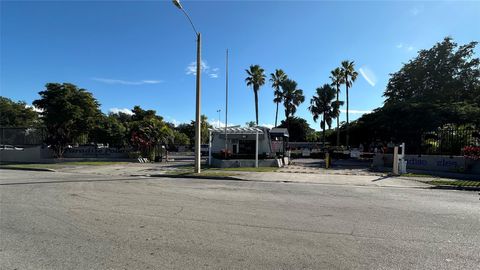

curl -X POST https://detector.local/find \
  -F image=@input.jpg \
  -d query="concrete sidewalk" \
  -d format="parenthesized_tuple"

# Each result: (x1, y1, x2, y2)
(211, 171, 432, 189)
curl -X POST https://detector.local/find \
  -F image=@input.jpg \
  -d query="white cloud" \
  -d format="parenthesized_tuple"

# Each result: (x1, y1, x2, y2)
(25, 105, 43, 113)
(210, 119, 238, 129)
(109, 108, 133, 115)
(340, 109, 372, 114)
(186, 60, 219, 79)
(396, 43, 415, 53)
(358, 66, 377, 87)
(410, 6, 423, 16)
(92, 78, 163, 85)
(260, 123, 275, 129)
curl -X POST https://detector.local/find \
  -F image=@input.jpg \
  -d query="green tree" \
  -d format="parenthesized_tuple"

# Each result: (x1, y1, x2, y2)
(128, 106, 174, 159)
(270, 69, 288, 127)
(245, 65, 266, 125)
(89, 115, 127, 147)
(0, 97, 39, 127)
(281, 79, 305, 119)
(33, 83, 101, 157)
(330, 67, 344, 146)
(308, 84, 342, 147)
(348, 37, 480, 154)
(278, 117, 314, 142)
(245, 121, 256, 127)
(340, 60, 358, 147)
(172, 130, 190, 145)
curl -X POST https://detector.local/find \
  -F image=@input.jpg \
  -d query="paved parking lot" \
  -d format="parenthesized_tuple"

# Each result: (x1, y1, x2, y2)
(1, 169, 479, 269)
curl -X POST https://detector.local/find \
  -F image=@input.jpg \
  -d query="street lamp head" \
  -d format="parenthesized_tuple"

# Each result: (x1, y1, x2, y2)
(172, 0, 183, 10)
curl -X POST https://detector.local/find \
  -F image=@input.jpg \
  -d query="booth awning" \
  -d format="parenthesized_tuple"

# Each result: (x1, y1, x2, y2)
(209, 127, 264, 135)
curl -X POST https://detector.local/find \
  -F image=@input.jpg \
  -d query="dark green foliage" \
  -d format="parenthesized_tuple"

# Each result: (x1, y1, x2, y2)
(347, 37, 480, 153)
(308, 84, 342, 146)
(280, 79, 305, 119)
(245, 65, 266, 125)
(0, 97, 39, 127)
(278, 117, 315, 142)
(33, 83, 101, 157)
(384, 37, 480, 105)
(89, 115, 127, 147)
(175, 115, 211, 145)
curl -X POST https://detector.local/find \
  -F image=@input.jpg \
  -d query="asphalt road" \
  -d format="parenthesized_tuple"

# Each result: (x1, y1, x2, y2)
(1, 170, 479, 269)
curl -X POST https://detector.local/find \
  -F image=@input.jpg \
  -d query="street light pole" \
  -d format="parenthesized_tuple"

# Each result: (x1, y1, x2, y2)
(194, 33, 201, 173)
(172, 0, 202, 173)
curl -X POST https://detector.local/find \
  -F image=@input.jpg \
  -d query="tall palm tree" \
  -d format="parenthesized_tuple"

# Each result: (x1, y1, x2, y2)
(340, 60, 358, 148)
(245, 65, 266, 126)
(270, 69, 288, 127)
(330, 67, 344, 146)
(309, 84, 342, 147)
(281, 79, 305, 119)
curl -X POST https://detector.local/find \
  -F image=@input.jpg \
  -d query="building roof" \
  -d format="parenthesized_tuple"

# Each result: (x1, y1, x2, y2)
(270, 128, 289, 137)
(209, 127, 264, 135)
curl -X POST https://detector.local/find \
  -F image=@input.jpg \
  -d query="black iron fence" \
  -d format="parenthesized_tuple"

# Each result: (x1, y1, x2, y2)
(421, 127, 480, 155)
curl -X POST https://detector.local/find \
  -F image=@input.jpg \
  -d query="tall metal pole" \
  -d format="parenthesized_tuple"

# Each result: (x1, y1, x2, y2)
(224, 49, 229, 159)
(194, 33, 202, 173)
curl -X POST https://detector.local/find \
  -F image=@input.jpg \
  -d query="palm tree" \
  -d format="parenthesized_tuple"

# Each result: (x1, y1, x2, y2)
(330, 67, 344, 146)
(309, 84, 342, 147)
(281, 79, 305, 119)
(340, 60, 358, 148)
(245, 65, 266, 126)
(270, 69, 288, 127)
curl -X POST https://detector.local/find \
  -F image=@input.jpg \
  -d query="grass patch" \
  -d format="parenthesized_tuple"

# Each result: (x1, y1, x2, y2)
(427, 180, 480, 187)
(401, 173, 435, 178)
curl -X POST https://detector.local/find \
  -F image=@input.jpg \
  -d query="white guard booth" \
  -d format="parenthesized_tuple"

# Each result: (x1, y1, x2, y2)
(208, 126, 269, 168)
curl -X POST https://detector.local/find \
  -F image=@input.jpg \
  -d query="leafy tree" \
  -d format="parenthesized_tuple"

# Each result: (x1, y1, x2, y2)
(278, 117, 314, 142)
(33, 83, 101, 157)
(176, 123, 195, 145)
(89, 115, 127, 147)
(348, 37, 480, 154)
(340, 60, 358, 147)
(281, 79, 305, 119)
(172, 130, 190, 145)
(245, 121, 256, 127)
(176, 115, 212, 145)
(308, 84, 342, 147)
(270, 69, 288, 127)
(384, 37, 480, 105)
(0, 97, 39, 127)
(245, 65, 266, 125)
(128, 106, 173, 159)
(330, 67, 344, 146)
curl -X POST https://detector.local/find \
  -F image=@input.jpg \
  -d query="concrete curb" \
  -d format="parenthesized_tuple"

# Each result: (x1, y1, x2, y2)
(0, 166, 56, 172)
(429, 185, 480, 192)
(149, 174, 245, 181)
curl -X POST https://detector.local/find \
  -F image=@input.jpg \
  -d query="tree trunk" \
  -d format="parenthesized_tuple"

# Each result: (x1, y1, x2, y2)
(254, 89, 259, 126)
(322, 112, 326, 148)
(346, 82, 350, 148)
(336, 85, 340, 146)
(275, 102, 279, 127)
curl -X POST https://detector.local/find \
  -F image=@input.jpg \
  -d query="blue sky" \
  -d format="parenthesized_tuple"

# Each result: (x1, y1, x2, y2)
(1, 0, 479, 130)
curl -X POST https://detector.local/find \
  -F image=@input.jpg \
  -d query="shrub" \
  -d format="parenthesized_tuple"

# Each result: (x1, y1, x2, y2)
(463, 146, 480, 160)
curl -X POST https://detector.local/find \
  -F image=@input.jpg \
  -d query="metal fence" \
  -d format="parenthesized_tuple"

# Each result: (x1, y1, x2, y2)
(0, 127, 47, 146)
(421, 127, 480, 155)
